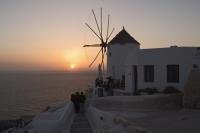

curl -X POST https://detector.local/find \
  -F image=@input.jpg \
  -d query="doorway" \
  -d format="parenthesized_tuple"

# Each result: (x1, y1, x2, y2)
(132, 65, 138, 95)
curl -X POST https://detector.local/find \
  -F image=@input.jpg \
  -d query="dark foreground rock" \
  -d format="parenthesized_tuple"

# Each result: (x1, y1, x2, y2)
(0, 119, 21, 132)
(0, 115, 33, 132)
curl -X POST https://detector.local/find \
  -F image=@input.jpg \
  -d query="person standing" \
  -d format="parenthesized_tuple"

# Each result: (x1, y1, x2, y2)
(80, 92, 86, 113)
(74, 92, 81, 113)
(71, 92, 80, 113)
(70, 93, 76, 112)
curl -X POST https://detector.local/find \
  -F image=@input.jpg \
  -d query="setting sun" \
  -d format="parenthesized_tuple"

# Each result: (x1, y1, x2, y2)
(62, 48, 90, 71)
(70, 64, 75, 69)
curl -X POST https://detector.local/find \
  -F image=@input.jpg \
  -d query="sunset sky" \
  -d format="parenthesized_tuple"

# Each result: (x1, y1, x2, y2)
(0, 0, 200, 71)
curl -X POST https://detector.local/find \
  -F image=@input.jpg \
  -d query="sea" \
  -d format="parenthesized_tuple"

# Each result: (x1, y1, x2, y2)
(0, 71, 96, 120)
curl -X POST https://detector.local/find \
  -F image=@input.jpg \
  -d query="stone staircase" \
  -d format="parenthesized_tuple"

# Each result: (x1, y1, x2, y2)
(70, 114, 93, 133)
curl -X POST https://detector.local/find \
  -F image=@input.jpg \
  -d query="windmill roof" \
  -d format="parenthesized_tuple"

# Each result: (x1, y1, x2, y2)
(109, 27, 140, 45)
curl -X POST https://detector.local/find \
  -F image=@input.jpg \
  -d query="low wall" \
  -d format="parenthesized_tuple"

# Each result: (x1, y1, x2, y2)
(183, 68, 200, 109)
(86, 94, 183, 133)
(90, 94, 183, 111)
(113, 89, 132, 96)
(86, 105, 150, 133)
(22, 102, 75, 133)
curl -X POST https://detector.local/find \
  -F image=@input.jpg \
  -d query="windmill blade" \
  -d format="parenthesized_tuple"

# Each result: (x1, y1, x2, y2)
(89, 47, 103, 67)
(105, 15, 110, 43)
(107, 28, 115, 42)
(83, 44, 101, 47)
(100, 8, 103, 41)
(92, 9, 102, 40)
(85, 23, 101, 40)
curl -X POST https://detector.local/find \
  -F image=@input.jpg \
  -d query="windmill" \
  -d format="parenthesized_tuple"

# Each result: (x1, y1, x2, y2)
(83, 8, 115, 79)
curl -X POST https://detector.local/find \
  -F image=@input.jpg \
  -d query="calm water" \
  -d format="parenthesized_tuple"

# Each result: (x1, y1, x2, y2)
(0, 71, 96, 120)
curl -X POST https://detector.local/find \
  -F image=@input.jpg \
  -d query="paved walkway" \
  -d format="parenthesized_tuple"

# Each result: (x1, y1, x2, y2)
(70, 114, 93, 133)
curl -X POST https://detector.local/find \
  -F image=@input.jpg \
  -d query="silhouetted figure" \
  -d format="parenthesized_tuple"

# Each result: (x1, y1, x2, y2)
(107, 76, 114, 96)
(73, 92, 80, 113)
(70, 93, 76, 112)
(95, 78, 100, 87)
(95, 77, 103, 87)
(80, 92, 86, 113)
(70, 93, 76, 111)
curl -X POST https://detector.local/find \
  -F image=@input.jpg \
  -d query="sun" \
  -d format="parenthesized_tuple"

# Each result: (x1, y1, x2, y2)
(70, 64, 75, 69)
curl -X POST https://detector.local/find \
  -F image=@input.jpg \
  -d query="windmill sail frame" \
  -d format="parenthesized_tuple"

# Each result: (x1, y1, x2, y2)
(83, 8, 115, 75)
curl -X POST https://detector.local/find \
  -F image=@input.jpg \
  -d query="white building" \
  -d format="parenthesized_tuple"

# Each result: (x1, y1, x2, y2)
(107, 27, 200, 95)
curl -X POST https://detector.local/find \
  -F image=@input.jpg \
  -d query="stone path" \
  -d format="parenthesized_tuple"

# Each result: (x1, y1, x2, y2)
(70, 114, 93, 133)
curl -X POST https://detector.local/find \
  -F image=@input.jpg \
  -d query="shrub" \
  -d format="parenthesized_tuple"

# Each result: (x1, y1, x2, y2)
(163, 86, 182, 94)
(134, 90, 141, 95)
(136, 87, 159, 95)
(144, 87, 159, 95)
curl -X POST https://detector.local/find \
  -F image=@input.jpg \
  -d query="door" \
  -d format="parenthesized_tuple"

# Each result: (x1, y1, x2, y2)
(132, 65, 138, 95)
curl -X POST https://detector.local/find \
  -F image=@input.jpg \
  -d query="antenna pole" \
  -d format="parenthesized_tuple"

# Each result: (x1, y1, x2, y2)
(101, 49, 105, 76)
(100, 8, 103, 42)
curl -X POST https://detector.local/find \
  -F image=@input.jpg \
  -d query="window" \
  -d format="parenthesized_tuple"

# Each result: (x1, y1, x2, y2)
(144, 65, 154, 82)
(167, 65, 179, 83)
(121, 74, 125, 88)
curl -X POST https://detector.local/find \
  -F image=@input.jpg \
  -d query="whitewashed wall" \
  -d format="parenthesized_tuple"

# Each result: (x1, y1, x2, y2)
(124, 48, 139, 93)
(107, 43, 139, 80)
(107, 40, 200, 94)
(125, 47, 200, 93)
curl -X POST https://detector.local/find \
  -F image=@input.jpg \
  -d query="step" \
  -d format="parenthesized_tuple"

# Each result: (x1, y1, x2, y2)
(74, 117, 88, 122)
(71, 122, 91, 129)
(75, 114, 86, 118)
(70, 114, 93, 133)
(70, 128, 93, 133)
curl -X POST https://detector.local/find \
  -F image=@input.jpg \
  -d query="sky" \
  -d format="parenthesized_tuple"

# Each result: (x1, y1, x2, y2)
(0, 0, 200, 71)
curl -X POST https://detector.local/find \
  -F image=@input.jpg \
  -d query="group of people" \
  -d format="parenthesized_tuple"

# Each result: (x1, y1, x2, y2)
(95, 76, 125, 89)
(95, 76, 116, 88)
(70, 92, 86, 113)
(95, 76, 115, 96)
